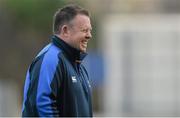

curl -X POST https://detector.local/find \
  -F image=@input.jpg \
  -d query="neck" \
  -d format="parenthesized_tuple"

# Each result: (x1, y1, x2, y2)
(55, 34, 70, 46)
(51, 35, 87, 63)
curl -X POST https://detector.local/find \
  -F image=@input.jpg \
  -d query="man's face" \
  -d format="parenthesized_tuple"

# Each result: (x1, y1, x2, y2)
(68, 14, 92, 52)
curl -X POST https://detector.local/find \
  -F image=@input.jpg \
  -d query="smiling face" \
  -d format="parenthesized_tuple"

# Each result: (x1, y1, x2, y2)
(67, 14, 92, 52)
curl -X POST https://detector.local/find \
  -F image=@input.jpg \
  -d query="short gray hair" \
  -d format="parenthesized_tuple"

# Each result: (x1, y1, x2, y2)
(53, 4, 90, 34)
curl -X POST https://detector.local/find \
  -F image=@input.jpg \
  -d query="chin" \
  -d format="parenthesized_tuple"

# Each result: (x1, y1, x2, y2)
(80, 49, 86, 53)
(81, 50, 86, 53)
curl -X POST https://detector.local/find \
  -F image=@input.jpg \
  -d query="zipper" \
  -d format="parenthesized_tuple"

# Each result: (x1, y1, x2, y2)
(74, 62, 82, 83)
(75, 63, 89, 91)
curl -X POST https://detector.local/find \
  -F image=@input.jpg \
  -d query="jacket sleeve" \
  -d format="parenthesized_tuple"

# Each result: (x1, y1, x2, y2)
(36, 53, 62, 116)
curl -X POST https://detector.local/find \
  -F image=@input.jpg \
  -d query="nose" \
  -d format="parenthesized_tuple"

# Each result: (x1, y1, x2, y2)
(86, 31, 92, 39)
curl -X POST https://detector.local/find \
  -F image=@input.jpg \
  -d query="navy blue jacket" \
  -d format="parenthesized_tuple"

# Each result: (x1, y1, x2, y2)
(22, 35, 92, 117)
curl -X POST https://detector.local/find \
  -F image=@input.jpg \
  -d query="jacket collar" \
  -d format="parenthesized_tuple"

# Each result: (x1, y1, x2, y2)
(51, 35, 87, 63)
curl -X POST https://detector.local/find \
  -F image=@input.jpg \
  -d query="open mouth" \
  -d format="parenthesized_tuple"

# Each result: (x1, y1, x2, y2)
(81, 40, 88, 48)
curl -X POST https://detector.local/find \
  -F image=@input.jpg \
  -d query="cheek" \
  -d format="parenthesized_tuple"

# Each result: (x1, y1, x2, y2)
(74, 33, 85, 41)
(70, 32, 85, 44)
(70, 35, 81, 45)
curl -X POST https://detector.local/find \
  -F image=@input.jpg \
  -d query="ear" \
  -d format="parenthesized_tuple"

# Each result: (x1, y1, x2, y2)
(61, 25, 69, 37)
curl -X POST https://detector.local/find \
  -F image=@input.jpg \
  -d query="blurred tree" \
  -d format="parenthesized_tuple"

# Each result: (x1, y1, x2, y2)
(4, 0, 67, 34)
(0, 0, 70, 83)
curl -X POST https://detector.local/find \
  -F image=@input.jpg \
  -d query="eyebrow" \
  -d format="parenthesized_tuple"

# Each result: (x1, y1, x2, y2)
(80, 27, 92, 30)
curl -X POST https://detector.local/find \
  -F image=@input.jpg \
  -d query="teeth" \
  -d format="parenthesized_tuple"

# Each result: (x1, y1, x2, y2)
(82, 41, 87, 44)
(81, 40, 88, 49)
(82, 43, 87, 47)
(82, 42, 87, 47)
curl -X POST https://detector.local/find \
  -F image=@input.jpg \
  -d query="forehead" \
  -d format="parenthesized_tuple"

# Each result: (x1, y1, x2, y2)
(71, 14, 92, 29)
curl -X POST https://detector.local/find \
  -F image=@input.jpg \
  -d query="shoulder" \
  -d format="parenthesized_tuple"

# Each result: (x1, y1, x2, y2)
(28, 43, 64, 79)
(40, 44, 63, 69)
(31, 43, 63, 71)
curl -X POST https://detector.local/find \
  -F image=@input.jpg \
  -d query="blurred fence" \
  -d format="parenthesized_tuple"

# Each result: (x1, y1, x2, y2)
(101, 14, 180, 116)
(0, 79, 21, 116)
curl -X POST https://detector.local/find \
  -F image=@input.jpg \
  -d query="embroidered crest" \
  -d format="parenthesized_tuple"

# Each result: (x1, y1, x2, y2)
(71, 76, 77, 83)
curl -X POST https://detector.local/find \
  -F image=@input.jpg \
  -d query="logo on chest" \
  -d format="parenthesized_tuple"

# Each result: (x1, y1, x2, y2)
(71, 76, 77, 83)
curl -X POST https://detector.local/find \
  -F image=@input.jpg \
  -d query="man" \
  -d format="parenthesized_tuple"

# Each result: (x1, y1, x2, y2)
(22, 4, 93, 117)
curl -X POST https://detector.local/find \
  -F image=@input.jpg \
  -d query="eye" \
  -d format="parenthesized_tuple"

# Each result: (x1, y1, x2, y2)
(81, 29, 92, 33)
(81, 29, 88, 33)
